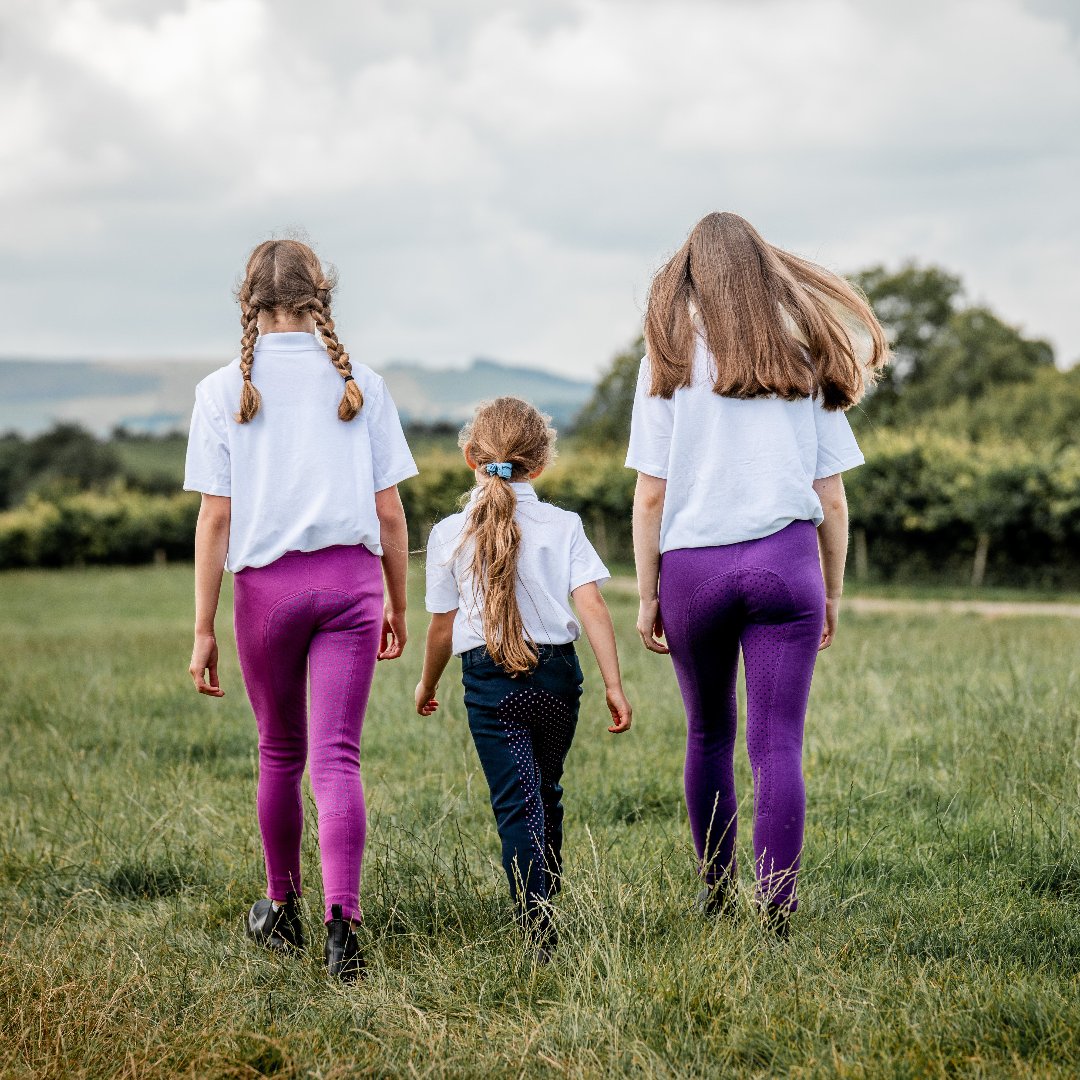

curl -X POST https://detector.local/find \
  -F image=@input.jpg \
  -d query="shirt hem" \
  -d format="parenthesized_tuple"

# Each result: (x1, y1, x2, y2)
(569, 572, 611, 592)
(624, 457, 669, 479)
(374, 463, 420, 492)
(183, 481, 231, 497)
(814, 453, 865, 479)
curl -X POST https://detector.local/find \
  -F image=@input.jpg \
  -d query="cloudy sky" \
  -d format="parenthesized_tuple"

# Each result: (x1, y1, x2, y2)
(1, 0, 1077, 378)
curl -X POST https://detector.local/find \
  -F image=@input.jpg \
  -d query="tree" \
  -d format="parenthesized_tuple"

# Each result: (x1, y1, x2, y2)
(0, 424, 122, 509)
(852, 263, 1057, 428)
(903, 306, 1053, 411)
(573, 336, 645, 447)
(851, 263, 963, 425)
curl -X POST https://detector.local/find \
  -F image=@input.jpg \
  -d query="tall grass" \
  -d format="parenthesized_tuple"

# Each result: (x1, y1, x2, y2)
(1, 565, 1077, 1077)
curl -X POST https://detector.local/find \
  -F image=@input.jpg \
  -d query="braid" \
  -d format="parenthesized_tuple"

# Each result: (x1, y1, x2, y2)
(234, 239, 363, 422)
(308, 291, 363, 421)
(236, 291, 262, 423)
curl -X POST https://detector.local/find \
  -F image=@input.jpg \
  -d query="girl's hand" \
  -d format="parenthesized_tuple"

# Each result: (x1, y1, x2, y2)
(379, 606, 407, 660)
(819, 598, 840, 651)
(637, 598, 669, 654)
(415, 682, 439, 716)
(605, 686, 632, 733)
(189, 632, 224, 697)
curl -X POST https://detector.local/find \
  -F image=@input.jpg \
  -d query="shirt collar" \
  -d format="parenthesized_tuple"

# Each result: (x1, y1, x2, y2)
(253, 332, 322, 352)
(467, 480, 537, 503)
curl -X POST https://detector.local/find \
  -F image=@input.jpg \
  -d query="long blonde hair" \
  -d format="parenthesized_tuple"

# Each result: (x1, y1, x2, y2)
(644, 212, 889, 409)
(456, 398, 557, 676)
(234, 239, 363, 423)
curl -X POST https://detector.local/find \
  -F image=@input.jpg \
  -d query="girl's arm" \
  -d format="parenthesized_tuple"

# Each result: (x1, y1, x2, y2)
(571, 582, 632, 733)
(189, 493, 231, 697)
(632, 472, 669, 654)
(375, 485, 409, 660)
(812, 473, 848, 650)
(415, 611, 456, 715)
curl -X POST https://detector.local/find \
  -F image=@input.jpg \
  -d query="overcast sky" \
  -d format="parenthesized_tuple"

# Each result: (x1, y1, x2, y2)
(1, 0, 1077, 377)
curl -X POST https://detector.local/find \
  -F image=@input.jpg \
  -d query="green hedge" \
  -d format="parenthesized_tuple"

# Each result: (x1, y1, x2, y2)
(3, 438, 1079, 585)
(0, 489, 200, 569)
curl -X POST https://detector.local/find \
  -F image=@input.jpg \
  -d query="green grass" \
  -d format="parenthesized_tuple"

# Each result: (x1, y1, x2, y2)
(1, 565, 1078, 1078)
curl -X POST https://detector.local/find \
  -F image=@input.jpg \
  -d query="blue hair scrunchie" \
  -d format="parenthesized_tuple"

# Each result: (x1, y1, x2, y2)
(484, 462, 513, 479)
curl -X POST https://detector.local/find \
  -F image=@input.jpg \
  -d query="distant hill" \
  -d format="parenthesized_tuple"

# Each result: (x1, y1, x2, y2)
(0, 356, 595, 435)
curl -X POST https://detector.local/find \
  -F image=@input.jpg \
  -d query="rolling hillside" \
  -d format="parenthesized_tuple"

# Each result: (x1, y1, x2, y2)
(0, 356, 595, 435)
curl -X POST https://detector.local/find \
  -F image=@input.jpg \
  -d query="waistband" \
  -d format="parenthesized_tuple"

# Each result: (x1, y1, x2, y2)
(460, 642, 576, 671)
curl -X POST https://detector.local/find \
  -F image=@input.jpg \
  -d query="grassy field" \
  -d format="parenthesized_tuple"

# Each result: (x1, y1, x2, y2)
(1, 565, 1078, 1078)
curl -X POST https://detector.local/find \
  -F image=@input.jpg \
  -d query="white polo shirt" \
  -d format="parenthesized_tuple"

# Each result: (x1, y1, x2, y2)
(183, 332, 418, 572)
(425, 483, 610, 655)
(625, 341, 864, 554)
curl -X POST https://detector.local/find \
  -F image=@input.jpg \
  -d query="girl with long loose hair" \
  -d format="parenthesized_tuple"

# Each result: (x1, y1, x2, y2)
(628, 212, 888, 934)
(185, 238, 417, 980)
(416, 397, 632, 956)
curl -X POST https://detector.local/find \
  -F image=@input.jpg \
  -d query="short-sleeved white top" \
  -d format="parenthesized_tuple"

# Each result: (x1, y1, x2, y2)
(183, 332, 418, 572)
(625, 339, 864, 554)
(425, 482, 610, 656)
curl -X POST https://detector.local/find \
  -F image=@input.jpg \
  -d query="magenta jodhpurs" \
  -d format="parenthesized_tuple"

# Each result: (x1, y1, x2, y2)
(659, 520, 826, 913)
(233, 544, 383, 924)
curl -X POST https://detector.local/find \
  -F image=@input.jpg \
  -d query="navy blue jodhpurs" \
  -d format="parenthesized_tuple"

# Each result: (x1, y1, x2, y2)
(460, 644, 583, 923)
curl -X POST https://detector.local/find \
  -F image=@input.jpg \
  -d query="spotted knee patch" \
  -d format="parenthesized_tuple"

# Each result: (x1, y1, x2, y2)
(498, 688, 571, 848)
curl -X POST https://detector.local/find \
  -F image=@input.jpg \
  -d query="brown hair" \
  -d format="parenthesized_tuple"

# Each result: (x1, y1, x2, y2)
(456, 397, 557, 676)
(644, 212, 889, 409)
(234, 239, 363, 423)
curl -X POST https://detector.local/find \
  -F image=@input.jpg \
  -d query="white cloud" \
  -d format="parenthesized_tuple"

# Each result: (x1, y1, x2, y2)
(0, 0, 1077, 374)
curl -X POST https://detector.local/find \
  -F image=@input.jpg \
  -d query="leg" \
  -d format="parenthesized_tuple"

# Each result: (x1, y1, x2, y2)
(307, 583, 382, 925)
(740, 554, 825, 913)
(234, 585, 312, 904)
(526, 679, 580, 896)
(660, 552, 743, 892)
(465, 680, 548, 919)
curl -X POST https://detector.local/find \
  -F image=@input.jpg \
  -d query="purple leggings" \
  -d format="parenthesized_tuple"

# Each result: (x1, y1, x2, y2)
(659, 521, 825, 912)
(233, 544, 382, 924)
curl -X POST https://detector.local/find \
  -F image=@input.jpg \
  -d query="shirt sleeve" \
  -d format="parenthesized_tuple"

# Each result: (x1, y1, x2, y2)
(425, 521, 462, 613)
(624, 356, 674, 479)
(366, 379, 419, 491)
(568, 516, 611, 592)
(183, 384, 231, 496)
(813, 396, 865, 478)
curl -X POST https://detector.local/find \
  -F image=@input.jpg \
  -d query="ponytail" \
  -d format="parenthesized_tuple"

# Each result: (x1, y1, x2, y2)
(455, 397, 556, 676)
(461, 469, 537, 675)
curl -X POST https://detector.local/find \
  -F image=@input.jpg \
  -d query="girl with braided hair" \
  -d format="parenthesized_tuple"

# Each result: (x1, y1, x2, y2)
(184, 239, 417, 980)
(416, 397, 632, 958)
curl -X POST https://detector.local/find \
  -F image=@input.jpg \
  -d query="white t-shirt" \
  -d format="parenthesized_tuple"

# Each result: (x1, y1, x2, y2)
(183, 332, 418, 572)
(425, 482, 610, 656)
(625, 340, 864, 553)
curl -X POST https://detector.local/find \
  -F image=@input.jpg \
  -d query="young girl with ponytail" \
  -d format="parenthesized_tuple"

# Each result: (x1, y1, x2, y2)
(416, 397, 632, 955)
(628, 212, 889, 936)
(184, 239, 417, 980)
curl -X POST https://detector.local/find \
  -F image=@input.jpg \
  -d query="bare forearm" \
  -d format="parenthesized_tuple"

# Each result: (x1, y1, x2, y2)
(194, 512, 229, 633)
(632, 474, 666, 601)
(420, 618, 455, 690)
(814, 477, 849, 599)
(376, 487, 409, 612)
(576, 595, 624, 691)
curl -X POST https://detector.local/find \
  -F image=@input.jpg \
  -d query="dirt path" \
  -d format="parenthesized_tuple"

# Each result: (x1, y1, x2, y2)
(605, 577, 1080, 618)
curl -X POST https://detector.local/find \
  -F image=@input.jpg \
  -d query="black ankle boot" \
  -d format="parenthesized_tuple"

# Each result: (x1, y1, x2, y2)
(762, 904, 792, 940)
(246, 891, 306, 952)
(695, 881, 736, 918)
(324, 905, 363, 982)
